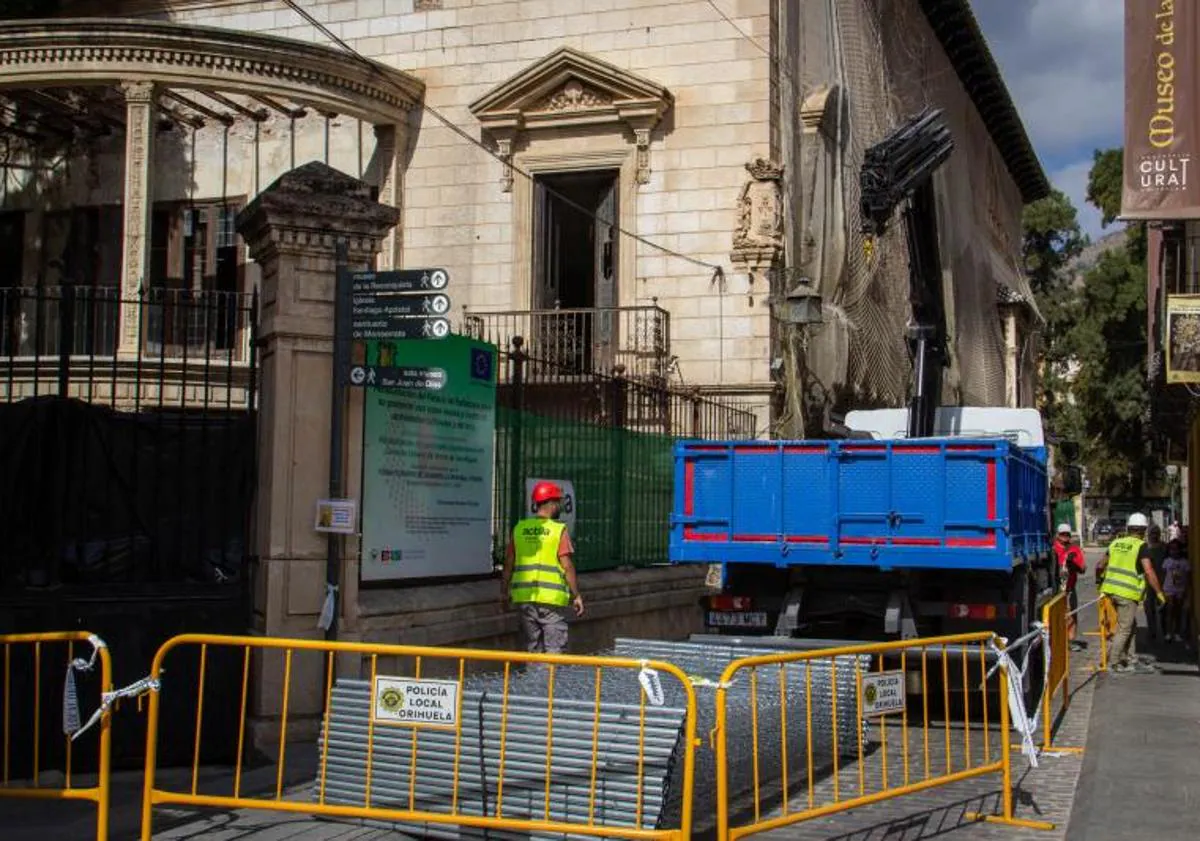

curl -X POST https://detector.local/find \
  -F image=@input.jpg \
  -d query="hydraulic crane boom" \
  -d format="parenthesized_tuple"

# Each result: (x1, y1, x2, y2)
(859, 108, 955, 439)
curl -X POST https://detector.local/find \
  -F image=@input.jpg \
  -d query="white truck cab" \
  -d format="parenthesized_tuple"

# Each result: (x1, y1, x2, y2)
(844, 407, 1046, 451)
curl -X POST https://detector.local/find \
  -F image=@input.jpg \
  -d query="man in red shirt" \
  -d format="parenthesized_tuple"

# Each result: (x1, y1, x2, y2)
(1053, 523, 1087, 650)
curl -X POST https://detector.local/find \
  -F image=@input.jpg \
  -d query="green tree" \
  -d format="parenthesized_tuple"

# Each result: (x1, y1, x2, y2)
(1063, 147, 1152, 496)
(1086, 147, 1147, 261)
(1023, 189, 1086, 297)
(1022, 190, 1085, 449)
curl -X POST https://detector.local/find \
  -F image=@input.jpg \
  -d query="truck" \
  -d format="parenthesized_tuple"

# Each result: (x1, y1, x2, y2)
(669, 109, 1077, 651)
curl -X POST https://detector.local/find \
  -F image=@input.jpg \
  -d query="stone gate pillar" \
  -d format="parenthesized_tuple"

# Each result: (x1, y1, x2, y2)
(236, 161, 399, 748)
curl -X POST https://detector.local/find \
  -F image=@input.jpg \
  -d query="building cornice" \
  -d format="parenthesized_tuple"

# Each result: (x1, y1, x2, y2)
(0, 18, 424, 124)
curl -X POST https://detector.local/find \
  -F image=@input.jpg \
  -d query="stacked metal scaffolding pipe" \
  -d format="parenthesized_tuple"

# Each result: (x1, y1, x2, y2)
(317, 667, 688, 840)
(314, 637, 870, 838)
(611, 638, 870, 832)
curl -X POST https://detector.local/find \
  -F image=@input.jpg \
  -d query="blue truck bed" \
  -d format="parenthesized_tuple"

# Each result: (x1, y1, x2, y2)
(669, 438, 1049, 572)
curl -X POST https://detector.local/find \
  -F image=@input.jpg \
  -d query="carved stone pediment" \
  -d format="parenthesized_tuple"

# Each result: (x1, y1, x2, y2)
(469, 47, 673, 189)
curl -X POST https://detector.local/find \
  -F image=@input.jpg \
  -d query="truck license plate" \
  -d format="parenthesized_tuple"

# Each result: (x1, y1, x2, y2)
(707, 611, 769, 629)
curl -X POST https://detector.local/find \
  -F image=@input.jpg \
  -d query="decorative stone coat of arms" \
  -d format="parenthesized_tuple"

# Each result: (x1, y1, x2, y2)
(731, 157, 784, 273)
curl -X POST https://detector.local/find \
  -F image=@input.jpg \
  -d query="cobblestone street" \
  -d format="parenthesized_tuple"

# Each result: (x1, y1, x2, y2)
(8, 553, 1196, 841)
(742, 576, 1104, 841)
(142, 559, 1127, 840)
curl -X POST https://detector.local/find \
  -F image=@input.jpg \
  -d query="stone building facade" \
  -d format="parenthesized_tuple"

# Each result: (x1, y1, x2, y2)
(2, 0, 1046, 426)
(0, 0, 1049, 744)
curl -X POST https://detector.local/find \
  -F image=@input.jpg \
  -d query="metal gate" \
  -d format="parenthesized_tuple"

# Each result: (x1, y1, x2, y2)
(0, 282, 259, 768)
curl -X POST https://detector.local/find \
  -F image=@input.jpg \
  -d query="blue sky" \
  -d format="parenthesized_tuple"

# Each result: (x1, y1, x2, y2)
(973, 1, 1124, 240)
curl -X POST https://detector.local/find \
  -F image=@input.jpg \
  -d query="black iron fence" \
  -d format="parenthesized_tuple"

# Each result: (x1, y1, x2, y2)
(463, 303, 671, 381)
(493, 338, 758, 573)
(0, 284, 259, 591)
(1, 284, 252, 361)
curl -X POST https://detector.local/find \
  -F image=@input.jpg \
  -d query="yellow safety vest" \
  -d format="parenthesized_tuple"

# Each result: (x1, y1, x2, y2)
(510, 518, 570, 607)
(1100, 536, 1146, 601)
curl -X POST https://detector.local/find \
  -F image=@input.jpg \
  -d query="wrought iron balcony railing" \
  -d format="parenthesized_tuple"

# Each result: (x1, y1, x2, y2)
(460, 304, 671, 380)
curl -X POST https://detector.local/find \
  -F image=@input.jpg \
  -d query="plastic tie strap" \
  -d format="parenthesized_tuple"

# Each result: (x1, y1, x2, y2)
(63, 634, 106, 737)
(987, 624, 1051, 767)
(638, 661, 666, 707)
(71, 675, 163, 742)
(688, 674, 735, 690)
(317, 583, 339, 632)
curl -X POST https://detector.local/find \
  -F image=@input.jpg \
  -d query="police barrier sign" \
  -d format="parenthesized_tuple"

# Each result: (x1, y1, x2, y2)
(861, 670, 906, 716)
(373, 676, 460, 729)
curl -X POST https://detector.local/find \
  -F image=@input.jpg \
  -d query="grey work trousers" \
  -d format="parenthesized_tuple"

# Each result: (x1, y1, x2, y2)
(519, 604, 569, 654)
(1109, 595, 1140, 666)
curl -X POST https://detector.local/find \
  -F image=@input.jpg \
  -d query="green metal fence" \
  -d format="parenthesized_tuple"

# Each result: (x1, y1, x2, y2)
(492, 342, 758, 572)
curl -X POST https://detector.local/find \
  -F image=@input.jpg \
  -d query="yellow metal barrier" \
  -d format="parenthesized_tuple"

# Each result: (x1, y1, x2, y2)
(0, 631, 113, 841)
(1039, 594, 1074, 751)
(138, 634, 698, 840)
(1086, 595, 1117, 672)
(713, 633, 1054, 840)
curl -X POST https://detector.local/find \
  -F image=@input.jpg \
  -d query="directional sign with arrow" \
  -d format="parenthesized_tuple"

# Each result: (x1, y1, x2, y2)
(348, 365, 447, 391)
(352, 293, 451, 319)
(351, 268, 449, 294)
(351, 316, 450, 342)
(337, 266, 454, 387)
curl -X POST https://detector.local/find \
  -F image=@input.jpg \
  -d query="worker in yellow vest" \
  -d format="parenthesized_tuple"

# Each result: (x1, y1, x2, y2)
(501, 481, 584, 654)
(1097, 512, 1166, 674)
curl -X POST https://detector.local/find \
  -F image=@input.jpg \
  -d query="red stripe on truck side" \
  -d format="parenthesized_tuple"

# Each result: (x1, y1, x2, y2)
(683, 460, 695, 516)
(987, 459, 996, 519)
(947, 537, 997, 548)
(728, 534, 832, 543)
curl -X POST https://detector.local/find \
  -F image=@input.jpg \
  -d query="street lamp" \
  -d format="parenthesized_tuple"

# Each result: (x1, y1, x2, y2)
(777, 276, 824, 326)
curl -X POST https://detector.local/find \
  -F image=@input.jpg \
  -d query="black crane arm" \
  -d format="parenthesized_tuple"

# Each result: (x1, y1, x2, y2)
(859, 107, 955, 440)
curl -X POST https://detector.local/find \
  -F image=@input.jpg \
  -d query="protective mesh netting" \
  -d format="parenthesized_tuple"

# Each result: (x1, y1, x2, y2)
(822, 0, 1033, 409)
(831, 0, 910, 407)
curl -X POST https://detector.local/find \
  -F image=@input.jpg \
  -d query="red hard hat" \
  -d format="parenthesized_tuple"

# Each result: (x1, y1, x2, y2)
(531, 481, 563, 505)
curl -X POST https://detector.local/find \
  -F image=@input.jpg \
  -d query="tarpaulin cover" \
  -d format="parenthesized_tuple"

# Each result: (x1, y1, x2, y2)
(0, 396, 255, 588)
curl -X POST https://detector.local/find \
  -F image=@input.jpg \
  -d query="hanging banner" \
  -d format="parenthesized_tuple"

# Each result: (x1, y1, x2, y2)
(1166, 294, 1200, 383)
(361, 334, 498, 581)
(1122, 0, 1200, 219)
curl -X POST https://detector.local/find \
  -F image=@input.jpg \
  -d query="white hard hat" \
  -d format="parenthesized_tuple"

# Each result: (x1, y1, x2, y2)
(1127, 512, 1149, 528)
(1056, 523, 1071, 534)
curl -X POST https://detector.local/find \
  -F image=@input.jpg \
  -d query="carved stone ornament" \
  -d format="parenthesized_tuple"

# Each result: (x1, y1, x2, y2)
(732, 157, 785, 270)
(800, 85, 840, 139)
(632, 127, 652, 185)
(539, 79, 611, 112)
(744, 157, 784, 182)
(469, 47, 672, 192)
(494, 135, 515, 192)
